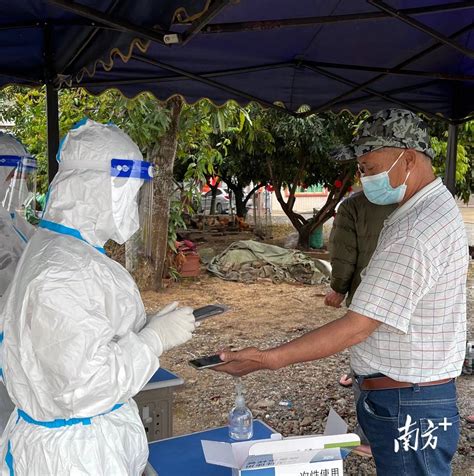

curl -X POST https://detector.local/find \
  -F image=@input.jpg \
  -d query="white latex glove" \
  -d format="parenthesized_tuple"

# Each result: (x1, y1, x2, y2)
(140, 302, 195, 355)
(153, 301, 181, 318)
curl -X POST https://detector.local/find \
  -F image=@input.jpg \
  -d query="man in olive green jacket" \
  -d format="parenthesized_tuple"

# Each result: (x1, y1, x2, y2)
(325, 191, 397, 308)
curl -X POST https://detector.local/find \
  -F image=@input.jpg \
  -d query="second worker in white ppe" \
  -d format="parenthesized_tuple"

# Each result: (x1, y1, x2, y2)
(0, 133, 37, 435)
(0, 132, 36, 296)
(0, 119, 196, 475)
(0, 132, 36, 245)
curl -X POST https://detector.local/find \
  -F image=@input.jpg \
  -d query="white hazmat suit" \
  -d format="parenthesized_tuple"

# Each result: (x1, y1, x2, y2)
(0, 120, 195, 475)
(0, 133, 35, 434)
(0, 205, 21, 435)
(0, 133, 35, 295)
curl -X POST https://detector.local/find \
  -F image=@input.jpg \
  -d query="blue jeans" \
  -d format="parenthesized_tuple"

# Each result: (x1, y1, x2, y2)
(349, 369, 370, 445)
(356, 379, 460, 476)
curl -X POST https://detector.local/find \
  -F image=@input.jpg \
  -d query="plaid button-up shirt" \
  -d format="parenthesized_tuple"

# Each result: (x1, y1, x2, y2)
(349, 178, 468, 383)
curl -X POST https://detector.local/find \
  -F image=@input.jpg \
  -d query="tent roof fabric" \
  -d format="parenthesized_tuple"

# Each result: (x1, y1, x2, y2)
(0, 1, 210, 85)
(1, 1, 473, 122)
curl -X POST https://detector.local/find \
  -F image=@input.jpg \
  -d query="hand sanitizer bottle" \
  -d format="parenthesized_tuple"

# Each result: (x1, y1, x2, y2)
(228, 379, 253, 440)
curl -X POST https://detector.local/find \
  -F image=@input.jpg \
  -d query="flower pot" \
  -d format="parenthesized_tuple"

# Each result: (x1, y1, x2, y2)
(180, 253, 201, 277)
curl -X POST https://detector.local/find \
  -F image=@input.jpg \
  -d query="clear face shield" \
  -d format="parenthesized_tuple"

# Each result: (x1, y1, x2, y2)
(1, 155, 37, 220)
(110, 159, 154, 253)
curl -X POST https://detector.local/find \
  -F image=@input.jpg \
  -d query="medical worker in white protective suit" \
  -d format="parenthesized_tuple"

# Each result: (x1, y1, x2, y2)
(0, 119, 196, 475)
(0, 133, 37, 434)
(0, 132, 36, 295)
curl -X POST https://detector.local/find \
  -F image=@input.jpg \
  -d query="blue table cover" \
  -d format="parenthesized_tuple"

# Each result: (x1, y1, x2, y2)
(148, 420, 274, 476)
(147, 368, 180, 384)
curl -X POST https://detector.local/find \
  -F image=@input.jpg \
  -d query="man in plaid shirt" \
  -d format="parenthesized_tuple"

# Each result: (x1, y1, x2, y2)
(215, 109, 468, 475)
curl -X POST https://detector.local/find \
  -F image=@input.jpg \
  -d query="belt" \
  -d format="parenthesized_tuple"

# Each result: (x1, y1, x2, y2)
(17, 403, 123, 427)
(360, 376, 453, 391)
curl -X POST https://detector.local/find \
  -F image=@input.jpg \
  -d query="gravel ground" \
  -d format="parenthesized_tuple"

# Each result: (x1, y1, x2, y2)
(142, 254, 473, 475)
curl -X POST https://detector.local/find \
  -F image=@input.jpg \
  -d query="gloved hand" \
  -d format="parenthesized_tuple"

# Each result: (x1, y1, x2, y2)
(139, 302, 195, 355)
(152, 301, 181, 319)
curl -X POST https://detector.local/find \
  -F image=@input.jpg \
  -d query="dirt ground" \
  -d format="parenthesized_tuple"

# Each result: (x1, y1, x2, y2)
(142, 227, 473, 476)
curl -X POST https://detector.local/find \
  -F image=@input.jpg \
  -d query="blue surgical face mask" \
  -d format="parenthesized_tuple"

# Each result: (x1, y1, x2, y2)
(360, 151, 410, 205)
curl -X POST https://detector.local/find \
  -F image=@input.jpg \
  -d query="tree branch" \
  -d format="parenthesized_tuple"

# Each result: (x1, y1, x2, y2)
(308, 166, 353, 234)
(243, 182, 264, 205)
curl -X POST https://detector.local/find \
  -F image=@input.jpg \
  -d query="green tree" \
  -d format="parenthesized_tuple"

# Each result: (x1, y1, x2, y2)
(175, 101, 252, 215)
(215, 106, 274, 217)
(262, 109, 357, 248)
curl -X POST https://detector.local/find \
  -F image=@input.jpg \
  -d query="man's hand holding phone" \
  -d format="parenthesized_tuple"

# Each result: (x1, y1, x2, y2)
(188, 347, 278, 376)
(188, 354, 225, 370)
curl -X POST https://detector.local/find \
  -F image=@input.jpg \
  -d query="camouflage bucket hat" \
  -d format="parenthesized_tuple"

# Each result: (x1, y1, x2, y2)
(331, 108, 435, 162)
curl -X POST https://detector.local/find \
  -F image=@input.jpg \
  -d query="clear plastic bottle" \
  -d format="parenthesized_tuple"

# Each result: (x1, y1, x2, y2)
(228, 380, 253, 440)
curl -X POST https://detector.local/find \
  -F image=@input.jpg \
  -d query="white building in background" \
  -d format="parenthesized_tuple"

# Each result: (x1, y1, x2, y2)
(243, 183, 331, 216)
(272, 185, 329, 215)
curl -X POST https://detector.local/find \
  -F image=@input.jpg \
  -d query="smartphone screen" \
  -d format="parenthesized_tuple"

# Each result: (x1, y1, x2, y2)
(189, 354, 224, 370)
(193, 305, 229, 322)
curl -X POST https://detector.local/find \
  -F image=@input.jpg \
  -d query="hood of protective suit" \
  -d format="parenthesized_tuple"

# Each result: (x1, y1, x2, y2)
(43, 120, 145, 247)
(0, 132, 29, 200)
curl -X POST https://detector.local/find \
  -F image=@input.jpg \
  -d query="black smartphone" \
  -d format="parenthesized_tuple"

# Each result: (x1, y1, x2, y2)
(188, 354, 224, 370)
(193, 305, 229, 322)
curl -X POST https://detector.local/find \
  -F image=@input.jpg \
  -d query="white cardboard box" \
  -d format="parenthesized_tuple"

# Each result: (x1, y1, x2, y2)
(201, 409, 360, 476)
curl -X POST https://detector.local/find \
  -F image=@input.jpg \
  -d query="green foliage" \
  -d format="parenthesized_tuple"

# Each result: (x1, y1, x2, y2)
(431, 137, 469, 182)
(263, 109, 353, 190)
(167, 196, 189, 252)
(176, 101, 219, 184)
(427, 118, 473, 203)
(217, 105, 274, 186)
(1, 87, 49, 191)
(174, 103, 358, 224)
(175, 100, 250, 199)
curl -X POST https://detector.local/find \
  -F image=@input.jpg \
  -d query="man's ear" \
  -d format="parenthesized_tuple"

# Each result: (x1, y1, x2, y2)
(404, 149, 417, 172)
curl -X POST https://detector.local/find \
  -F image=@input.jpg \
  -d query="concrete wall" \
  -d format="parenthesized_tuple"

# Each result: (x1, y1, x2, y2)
(270, 189, 330, 215)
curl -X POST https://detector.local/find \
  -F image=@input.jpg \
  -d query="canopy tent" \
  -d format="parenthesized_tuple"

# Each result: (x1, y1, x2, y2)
(0, 0, 473, 189)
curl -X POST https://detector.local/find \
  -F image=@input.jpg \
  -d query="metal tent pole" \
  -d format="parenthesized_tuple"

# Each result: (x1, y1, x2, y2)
(445, 123, 458, 195)
(46, 84, 59, 184)
(44, 22, 60, 185)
